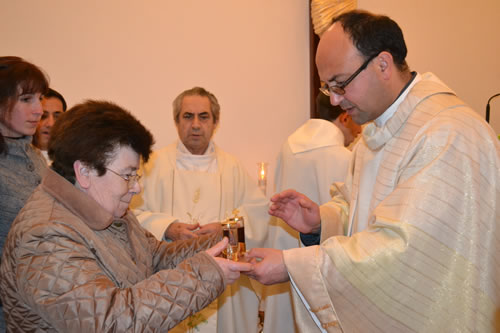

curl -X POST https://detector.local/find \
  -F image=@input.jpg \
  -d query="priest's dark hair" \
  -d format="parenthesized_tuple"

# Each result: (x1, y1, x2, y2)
(333, 10, 409, 72)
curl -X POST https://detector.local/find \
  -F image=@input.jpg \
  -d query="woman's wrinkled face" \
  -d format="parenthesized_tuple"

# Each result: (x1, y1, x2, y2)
(86, 145, 141, 218)
(0, 91, 43, 138)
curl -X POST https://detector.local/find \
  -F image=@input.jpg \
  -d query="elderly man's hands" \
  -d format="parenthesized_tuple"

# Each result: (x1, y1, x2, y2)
(164, 222, 200, 240)
(206, 238, 252, 286)
(165, 221, 222, 241)
(244, 248, 289, 285)
(268, 189, 321, 234)
(194, 222, 222, 237)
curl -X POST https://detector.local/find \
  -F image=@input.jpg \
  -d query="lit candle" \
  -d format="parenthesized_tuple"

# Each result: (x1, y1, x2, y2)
(257, 162, 268, 194)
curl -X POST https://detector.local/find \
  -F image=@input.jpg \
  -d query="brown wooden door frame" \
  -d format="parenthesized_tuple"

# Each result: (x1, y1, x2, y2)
(309, 1, 321, 118)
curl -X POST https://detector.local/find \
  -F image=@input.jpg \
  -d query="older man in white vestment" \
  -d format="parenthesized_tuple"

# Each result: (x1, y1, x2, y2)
(263, 92, 361, 333)
(246, 10, 500, 333)
(131, 87, 269, 333)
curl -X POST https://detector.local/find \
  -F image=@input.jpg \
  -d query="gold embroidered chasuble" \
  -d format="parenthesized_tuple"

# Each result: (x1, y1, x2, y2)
(283, 73, 500, 332)
(168, 169, 221, 332)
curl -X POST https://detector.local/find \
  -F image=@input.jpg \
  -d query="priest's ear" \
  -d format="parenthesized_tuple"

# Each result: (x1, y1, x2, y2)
(338, 112, 350, 126)
(74, 160, 91, 189)
(377, 51, 393, 79)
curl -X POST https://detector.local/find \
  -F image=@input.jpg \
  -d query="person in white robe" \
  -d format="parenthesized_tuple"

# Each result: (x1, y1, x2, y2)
(275, 92, 361, 207)
(263, 92, 360, 333)
(245, 10, 500, 333)
(131, 86, 269, 333)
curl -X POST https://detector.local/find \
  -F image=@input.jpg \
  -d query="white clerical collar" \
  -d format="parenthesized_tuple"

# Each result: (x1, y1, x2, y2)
(375, 72, 421, 127)
(176, 140, 217, 172)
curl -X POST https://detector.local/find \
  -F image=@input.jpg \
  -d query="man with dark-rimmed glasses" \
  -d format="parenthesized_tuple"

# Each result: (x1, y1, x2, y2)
(319, 53, 377, 97)
(245, 9, 500, 333)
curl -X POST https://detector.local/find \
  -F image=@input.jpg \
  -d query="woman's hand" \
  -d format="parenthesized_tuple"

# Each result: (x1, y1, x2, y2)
(205, 238, 252, 285)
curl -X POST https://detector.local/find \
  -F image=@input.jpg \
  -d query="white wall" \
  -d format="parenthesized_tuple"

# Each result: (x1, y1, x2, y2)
(359, 0, 500, 132)
(2, 1, 499, 195)
(1, 1, 311, 196)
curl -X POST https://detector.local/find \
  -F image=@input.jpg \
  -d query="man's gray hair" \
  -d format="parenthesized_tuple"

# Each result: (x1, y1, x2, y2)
(172, 87, 220, 124)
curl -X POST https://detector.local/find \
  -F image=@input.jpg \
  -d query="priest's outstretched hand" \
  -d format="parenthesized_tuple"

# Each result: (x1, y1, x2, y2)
(206, 237, 252, 286)
(244, 248, 289, 285)
(268, 189, 321, 234)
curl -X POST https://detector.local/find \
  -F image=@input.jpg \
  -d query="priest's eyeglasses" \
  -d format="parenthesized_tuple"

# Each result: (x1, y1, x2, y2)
(106, 168, 141, 189)
(320, 54, 377, 96)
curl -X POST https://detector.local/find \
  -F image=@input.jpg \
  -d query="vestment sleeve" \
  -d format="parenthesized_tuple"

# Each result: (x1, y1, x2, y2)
(130, 150, 180, 241)
(319, 181, 350, 241)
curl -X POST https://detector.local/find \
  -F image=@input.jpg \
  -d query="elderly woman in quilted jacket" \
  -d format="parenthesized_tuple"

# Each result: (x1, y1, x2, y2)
(0, 100, 251, 332)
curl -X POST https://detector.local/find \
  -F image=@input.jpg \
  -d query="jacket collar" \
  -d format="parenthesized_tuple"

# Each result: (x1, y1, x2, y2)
(42, 168, 114, 230)
(4, 135, 34, 157)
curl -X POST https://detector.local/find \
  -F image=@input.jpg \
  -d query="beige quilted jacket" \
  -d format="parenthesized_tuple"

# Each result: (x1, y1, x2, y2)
(0, 169, 225, 332)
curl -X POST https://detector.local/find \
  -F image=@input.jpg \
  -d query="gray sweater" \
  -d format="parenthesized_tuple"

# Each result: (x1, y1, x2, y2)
(0, 136, 47, 256)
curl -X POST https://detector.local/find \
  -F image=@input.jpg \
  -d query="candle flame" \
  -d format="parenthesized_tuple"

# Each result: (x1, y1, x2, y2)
(258, 163, 267, 180)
